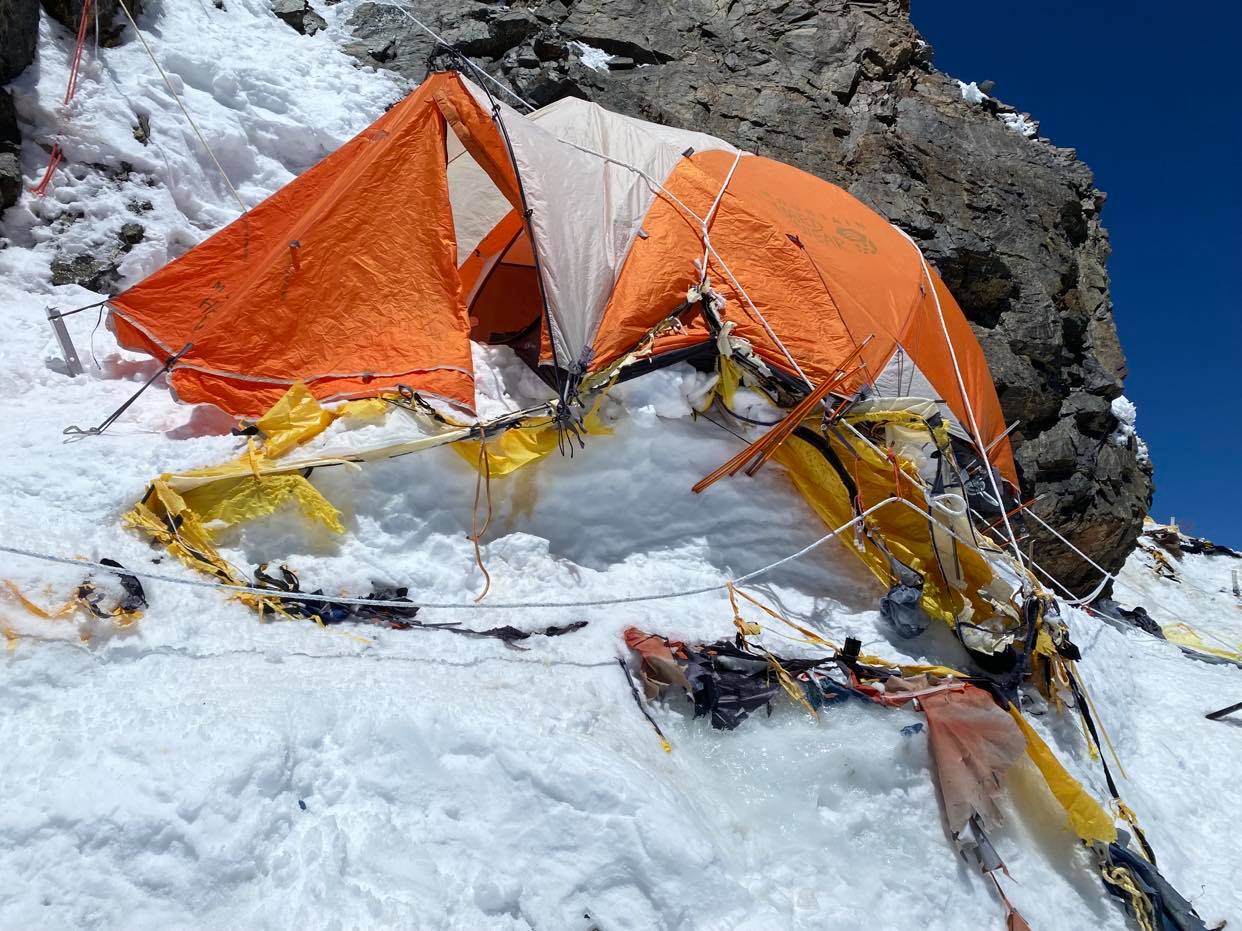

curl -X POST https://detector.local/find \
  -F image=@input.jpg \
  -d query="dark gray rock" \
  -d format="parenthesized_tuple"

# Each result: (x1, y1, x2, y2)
(118, 221, 145, 247)
(344, 0, 1153, 594)
(0, 90, 22, 212)
(0, 0, 39, 83)
(271, 0, 325, 36)
(0, 152, 21, 212)
(40, 0, 143, 46)
(50, 253, 121, 292)
(133, 112, 151, 146)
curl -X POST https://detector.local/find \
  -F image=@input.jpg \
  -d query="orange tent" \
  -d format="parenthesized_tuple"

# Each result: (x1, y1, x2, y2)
(108, 71, 1015, 484)
(109, 73, 517, 415)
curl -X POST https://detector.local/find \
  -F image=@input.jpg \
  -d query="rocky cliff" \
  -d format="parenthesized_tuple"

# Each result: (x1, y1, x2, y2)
(344, 0, 1153, 594)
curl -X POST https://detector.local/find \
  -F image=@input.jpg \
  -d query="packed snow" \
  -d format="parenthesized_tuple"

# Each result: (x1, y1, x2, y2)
(1, 3, 1239, 929)
(1110, 394, 1151, 463)
(1000, 111, 1039, 138)
(957, 79, 989, 105)
(956, 80, 1040, 138)
(571, 42, 614, 73)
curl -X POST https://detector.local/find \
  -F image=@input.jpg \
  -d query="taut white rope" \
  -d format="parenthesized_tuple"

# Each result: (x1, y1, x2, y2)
(375, 1, 535, 111)
(115, 0, 247, 214)
(0, 495, 1017, 613)
(893, 225, 1025, 570)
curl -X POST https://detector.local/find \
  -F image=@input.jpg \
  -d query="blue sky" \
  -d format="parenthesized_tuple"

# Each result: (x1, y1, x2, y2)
(916, 2, 1241, 544)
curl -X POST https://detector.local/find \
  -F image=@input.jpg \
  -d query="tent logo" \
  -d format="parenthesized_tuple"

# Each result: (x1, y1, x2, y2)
(769, 196, 878, 254)
(834, 222, 878, 255)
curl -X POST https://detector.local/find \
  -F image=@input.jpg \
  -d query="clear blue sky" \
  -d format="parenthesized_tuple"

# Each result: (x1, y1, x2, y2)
(916, 2, 1241, 545)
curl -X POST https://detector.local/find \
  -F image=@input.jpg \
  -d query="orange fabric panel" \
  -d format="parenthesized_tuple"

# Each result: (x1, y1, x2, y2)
(918, 272, 1017, 484)
(689, 152, 1016, 483)
(469, 263, 542, 341)
(110, 73, 495, 417)
(459, 210, 523, 294)
(592, 159, 874, 388)
(433, 80, 521, 209)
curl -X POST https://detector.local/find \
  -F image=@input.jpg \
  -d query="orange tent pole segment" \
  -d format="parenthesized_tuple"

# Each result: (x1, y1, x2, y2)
(692, 339, 870, 495)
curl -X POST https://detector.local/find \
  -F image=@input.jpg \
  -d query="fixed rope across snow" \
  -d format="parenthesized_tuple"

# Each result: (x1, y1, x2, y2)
(1, 496, 933, 612)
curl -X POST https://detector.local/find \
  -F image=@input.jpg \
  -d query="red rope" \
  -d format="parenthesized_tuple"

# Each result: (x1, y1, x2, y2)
(30, 145, 63, 196)
(64, 0, 94, 105)
(35, 0, 94, 197)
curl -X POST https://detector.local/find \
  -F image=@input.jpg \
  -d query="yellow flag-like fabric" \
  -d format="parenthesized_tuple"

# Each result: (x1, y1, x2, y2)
(1008, 706, 1117, 844)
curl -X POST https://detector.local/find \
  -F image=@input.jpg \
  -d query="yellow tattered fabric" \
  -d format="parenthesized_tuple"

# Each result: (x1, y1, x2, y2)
(122, 384, 383, 612)
(452, 404, 613, 476)
(1008, 706, 1117, 844)
(713, 357, 1014, 633)
(120, 382, 554, 617)
(1162, 622, 1242, 663)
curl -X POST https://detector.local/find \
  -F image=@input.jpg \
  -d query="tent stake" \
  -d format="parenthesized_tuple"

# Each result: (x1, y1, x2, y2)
(1206, 700, 1242, 721)
(46, 306, 85, 377)
(63, 342, 192, 438)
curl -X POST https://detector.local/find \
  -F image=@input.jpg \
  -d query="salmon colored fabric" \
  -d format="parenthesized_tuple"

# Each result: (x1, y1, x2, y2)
(591, 151, 1016, 483)
(110, 73, 499, 417)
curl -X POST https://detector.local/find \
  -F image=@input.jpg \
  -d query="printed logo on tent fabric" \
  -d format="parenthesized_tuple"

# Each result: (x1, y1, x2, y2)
(767, 196, 879, 255)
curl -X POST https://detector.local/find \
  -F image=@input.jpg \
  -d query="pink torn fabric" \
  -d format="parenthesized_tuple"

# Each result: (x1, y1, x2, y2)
(920, 684, 1026, 835)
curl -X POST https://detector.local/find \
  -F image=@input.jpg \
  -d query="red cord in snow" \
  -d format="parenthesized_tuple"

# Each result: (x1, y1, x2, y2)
(32, 0, 95, 197)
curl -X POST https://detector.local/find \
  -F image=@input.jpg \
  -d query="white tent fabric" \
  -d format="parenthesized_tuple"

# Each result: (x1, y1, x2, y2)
(445, 134, 510, 260)
(460, 81, 736, 370)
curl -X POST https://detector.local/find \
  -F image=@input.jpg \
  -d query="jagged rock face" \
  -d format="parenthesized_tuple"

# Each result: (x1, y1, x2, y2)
(0, 90, 22, 211)
(1, 0, 40, 211)
(0, 0, 40, 83)
(40, 0, 143, 46)
(345, 0, 1152, 594)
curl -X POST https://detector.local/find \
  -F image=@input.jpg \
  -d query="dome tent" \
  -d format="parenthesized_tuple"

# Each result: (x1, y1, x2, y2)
(108, 71, 1014, 486)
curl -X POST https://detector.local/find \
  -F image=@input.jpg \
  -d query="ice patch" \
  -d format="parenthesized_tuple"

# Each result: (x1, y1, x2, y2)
(571, 41, 614, 72)
(1000, 112, 1038, 138)
(956, 80, 988, 105)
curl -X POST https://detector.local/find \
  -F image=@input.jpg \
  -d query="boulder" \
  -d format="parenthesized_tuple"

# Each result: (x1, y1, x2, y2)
(0, 0, 40, 83)
(271, 0, 326, 36)
(0, 91, 22, 211)
(40, 0, 143, 46)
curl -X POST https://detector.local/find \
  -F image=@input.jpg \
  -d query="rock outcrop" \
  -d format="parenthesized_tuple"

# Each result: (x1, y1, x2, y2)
(40, 0, 143, 46)
(1, 0, 40, 84)
(1, 0, 40, 211)
(271, 0, 326, 37)
(0, 90, 21, 211)
(344, 0, 1153, 593)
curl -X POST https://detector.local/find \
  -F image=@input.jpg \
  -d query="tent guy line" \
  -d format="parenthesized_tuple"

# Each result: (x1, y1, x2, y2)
(375, 1, 536, 112)
(0, 497, 911, 611)
(115, 0, 246, 213)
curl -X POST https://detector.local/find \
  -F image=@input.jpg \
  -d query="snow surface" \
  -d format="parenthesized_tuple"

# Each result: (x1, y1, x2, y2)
(1, 3, 1239, 928)
(1115, 526, 1242, 653)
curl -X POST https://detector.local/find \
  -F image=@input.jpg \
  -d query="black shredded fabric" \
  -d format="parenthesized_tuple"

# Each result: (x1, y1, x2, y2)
(680, 638, 828, 730)
(76, 558, 148, 618)
(250, 564, 588, 643)
(1100, 843, 1208, 931)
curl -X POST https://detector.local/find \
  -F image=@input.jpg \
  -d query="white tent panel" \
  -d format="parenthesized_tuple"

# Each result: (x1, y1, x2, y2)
(460, 80, 737, 370)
